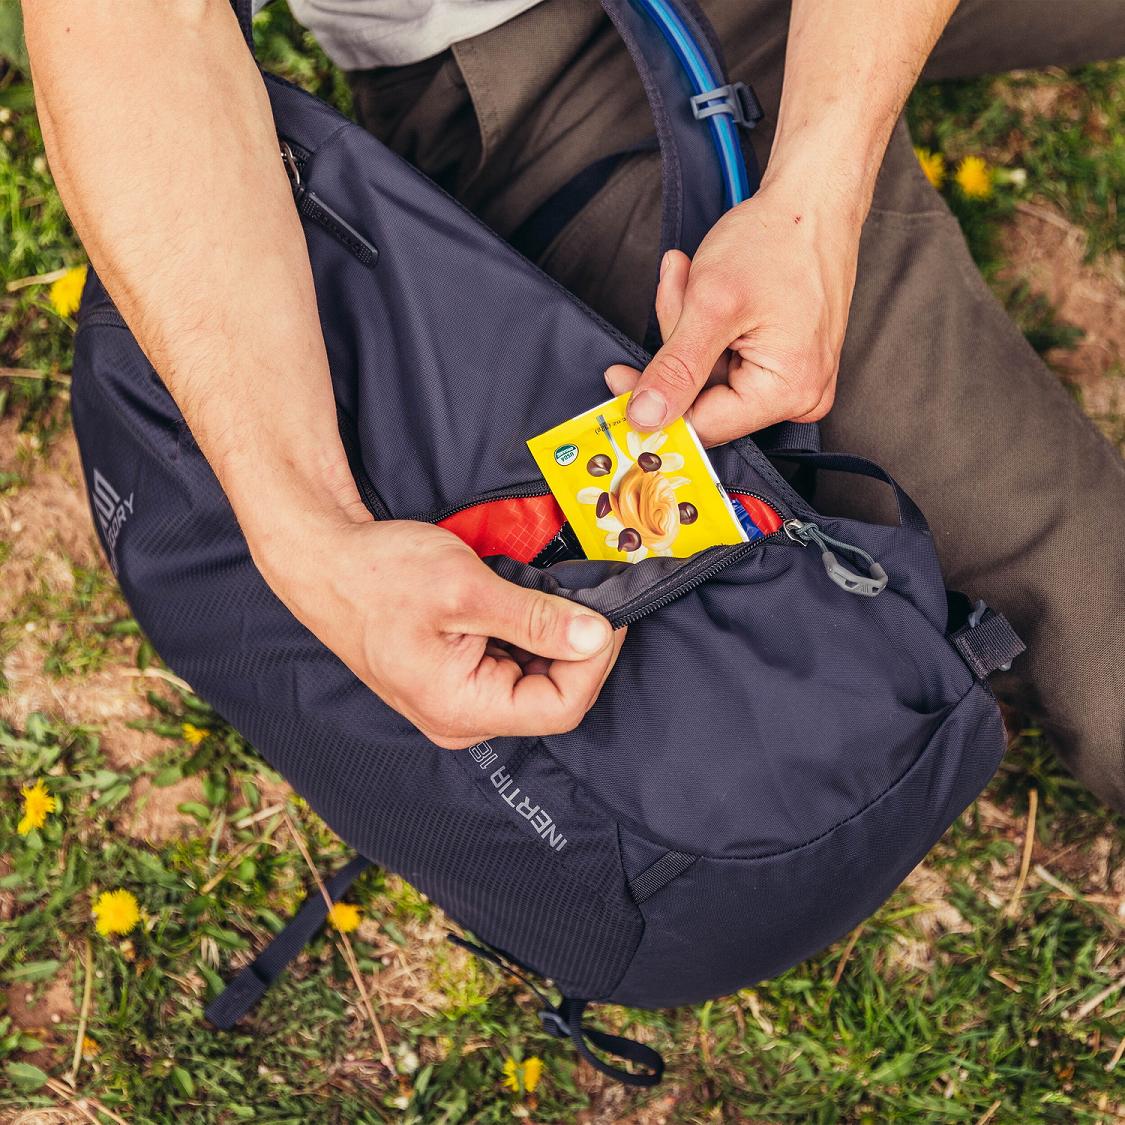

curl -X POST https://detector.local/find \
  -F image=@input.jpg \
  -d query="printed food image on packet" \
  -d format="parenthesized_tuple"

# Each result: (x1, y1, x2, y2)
(527, 393, 748, 562)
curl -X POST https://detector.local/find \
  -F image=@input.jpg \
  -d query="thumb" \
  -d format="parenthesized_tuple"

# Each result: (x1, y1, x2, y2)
(626, 281, 734, 432)
(458, 569, 613, 661)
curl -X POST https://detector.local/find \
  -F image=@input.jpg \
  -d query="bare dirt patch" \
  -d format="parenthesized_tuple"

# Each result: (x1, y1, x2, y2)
(3, 970, 76, 1075)
(0, 421, 97, 622)
(998, 202, 1124, 440)
(0, 421, 169, 743)
(118, 773, 207, 843)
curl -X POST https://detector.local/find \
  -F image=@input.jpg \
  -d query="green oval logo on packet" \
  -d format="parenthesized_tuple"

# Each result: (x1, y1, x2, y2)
(554, 443, 579, 466)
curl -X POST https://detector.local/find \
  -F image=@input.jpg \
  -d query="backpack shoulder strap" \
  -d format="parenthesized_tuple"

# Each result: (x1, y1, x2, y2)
(205, 854, 372, 1029)
(600, 0, 762, 259)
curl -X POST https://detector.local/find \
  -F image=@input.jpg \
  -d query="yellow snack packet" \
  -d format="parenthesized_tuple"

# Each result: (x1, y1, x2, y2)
(527, 393, 748, 562)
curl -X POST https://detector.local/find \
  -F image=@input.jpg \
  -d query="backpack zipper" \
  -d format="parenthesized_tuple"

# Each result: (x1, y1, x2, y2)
(336, 412, 393, 520)
(782, 518, 889, 598)
(609, 512, 888, 628)
(424, 484, 553, 525)
(608, 533, 781, 627)
(280, 140, 380, 268)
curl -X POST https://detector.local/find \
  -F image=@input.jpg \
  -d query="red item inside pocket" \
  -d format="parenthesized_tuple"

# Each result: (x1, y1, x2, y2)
(437, 494, 565, 563)
(729, 492, 783, 535)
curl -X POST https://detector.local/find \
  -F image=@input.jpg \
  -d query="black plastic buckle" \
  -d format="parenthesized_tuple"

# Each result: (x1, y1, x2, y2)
(538, 1009, 571, 1039)
(690, 81, 763, 129)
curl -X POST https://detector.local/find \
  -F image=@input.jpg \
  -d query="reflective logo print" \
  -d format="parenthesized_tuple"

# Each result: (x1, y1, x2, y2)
(468, 743, 567, 853)
(91, 468, 133, 575)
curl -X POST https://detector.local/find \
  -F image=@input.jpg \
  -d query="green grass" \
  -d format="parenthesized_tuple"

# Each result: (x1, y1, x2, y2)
(1, 5, 1122, 1122)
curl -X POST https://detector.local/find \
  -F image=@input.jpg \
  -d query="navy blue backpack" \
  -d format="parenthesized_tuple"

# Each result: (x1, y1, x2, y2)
(70, 0, 1024, 1086)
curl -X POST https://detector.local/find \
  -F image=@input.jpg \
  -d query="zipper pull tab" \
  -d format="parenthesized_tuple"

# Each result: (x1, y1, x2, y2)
(783, 519, 888, 597)
(280, 141, 303, 197)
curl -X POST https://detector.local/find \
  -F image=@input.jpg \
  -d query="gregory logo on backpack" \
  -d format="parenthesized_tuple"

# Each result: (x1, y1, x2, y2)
(91, 468, 132, 574)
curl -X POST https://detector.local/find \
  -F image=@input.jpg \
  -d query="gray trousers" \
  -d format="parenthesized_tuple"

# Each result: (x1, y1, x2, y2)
(349, 0, 1125, 812)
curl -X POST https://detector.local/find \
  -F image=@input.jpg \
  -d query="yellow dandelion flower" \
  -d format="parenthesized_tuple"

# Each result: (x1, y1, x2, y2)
(17, 778, 58, 836)
(92, 889, 141, 937)
(181, 722, 210, 746)
(82, 1036, 100, 1059)
(954, 155, 992, 199)
(502, 1055, 543, 1095)
(48, 265, 88, 318)
(327, 902, 361, 933)
(913, 146, 945, 190)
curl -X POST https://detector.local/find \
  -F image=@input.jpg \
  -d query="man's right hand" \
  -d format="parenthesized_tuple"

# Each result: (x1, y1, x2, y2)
(25, 1, 623, 749)
(254, 517, 623, 749)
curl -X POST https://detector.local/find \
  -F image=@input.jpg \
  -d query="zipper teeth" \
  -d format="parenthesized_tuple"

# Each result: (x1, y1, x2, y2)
(336, 415, 393, 520)
(282, 137, 310, 168)
(354, 466, 391, 520)
(609, 528, 786, 628)
(426, 485, 551, 525)
(607, 491, 790, 627)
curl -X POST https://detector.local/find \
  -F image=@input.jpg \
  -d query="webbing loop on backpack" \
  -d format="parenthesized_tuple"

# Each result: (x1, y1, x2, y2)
(205, 855, 372, 1030)
(542, 997, 665, 1088)
(950, 600, 1025, 678)
(448, 934, 665, 1087)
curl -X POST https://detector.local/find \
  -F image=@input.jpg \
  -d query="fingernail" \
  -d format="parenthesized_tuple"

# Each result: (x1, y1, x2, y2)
(568, 614, 609, 656)
(628, 389, 667, 430)
(659, 251, 671, 280)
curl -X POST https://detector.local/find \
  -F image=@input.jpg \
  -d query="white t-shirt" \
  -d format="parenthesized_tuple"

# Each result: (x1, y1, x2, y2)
(279, 0, 546, 69)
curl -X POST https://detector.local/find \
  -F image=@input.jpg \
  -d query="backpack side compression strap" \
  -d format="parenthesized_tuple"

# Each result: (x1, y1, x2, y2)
(541, 997, 665, 1087)
(449, 935, 665, 1087)
(205, 855, 372, 1029)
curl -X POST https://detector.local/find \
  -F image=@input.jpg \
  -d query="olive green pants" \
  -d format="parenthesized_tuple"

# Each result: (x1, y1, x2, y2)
(349, 0, 1125, 812)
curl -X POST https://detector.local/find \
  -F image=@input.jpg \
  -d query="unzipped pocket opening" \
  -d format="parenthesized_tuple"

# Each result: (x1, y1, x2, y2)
(343, 438, 885, 626)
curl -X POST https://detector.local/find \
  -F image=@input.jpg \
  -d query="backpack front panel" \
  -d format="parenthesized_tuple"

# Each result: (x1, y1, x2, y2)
(71, 290, 645, 1001)
(604, 683, 1003, 1007)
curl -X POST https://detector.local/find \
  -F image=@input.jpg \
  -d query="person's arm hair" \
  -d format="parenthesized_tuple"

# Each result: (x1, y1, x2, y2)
(606, 0, 960, 444)
(25, 0, 618, 748)
(27, 1, 353, 538)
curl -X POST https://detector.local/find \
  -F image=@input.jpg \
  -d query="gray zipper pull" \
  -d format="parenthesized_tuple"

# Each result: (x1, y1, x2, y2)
(783, 519, 888, 597)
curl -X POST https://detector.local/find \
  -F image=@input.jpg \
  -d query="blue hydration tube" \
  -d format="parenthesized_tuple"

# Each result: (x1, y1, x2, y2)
(633, 0, 751, 208)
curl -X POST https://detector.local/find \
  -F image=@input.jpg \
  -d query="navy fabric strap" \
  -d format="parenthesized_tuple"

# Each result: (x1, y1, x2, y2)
(205, 855, 372, 1030)
(545, 998, 665, 1088)
(231, 0, 254, 50)
(749, 445, 930, 536)
(628, 849, 697, 904)
(599, 0, 756, 258)
(755, 420, 822, 455)
(951, 605, 1026, 678)
(448, 934, 665, 1087)
(509, 141, 659, 264)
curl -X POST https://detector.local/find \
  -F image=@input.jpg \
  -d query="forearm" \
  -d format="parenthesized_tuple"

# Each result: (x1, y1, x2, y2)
(763, 0, 959, 217)
(24, 0, 368, 574)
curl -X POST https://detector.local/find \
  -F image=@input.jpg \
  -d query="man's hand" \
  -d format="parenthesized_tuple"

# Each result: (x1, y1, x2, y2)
(24, 1, 623, 750)
(253, 516, 622, 750)
(607, 0, 959, 447)
(605, 181, 860, 446)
